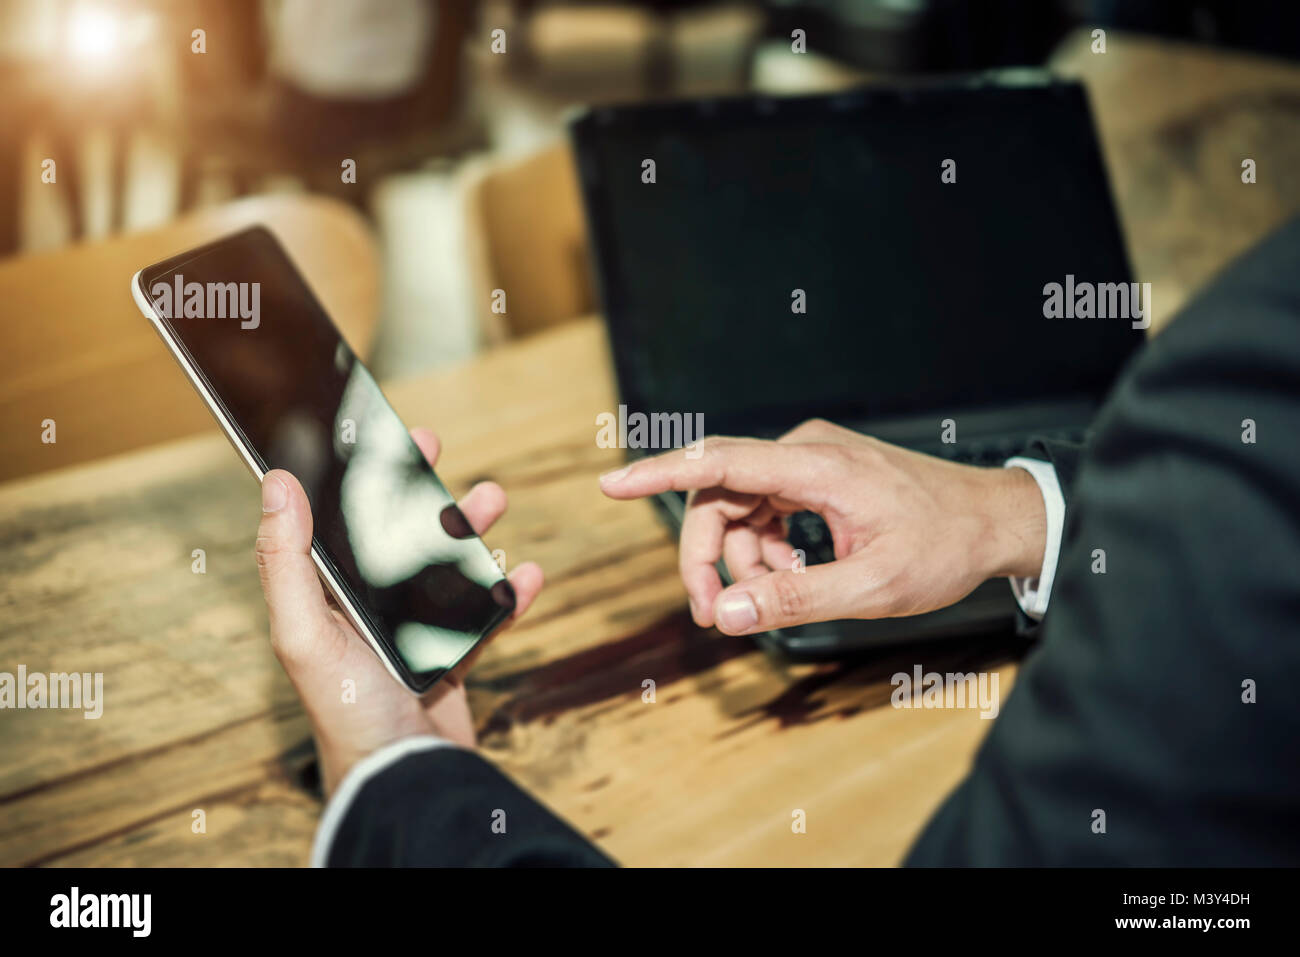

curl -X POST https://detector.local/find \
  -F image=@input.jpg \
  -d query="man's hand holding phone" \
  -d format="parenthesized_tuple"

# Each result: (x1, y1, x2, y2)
(255, 427, 543, 797)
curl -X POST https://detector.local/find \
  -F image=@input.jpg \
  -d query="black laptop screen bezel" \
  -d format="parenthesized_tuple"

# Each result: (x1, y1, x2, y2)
(569, 75, 1141, 438)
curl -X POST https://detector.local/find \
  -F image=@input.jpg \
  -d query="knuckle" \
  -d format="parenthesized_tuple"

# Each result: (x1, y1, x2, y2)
(863, 562, 906, 616)
(781, 418, 837, 442)
(695, 434, 725, 459)
(870, 582, 900, 617)
(814, 440, 861, 477)
(693, 435, 730, 482)
(254, 535, 289, 581)
(832, 436, 884, 473)
(767, 571, 810, 623)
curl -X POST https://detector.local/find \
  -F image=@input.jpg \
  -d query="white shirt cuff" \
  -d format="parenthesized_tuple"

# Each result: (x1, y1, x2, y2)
(310, 735, 452, 867)
(1003, 457, 1065, 621)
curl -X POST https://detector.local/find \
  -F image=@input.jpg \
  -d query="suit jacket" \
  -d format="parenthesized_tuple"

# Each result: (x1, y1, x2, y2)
(321, 744, 614, 867)
(324, 217, 1300, 867)
(909, 215, 1300, 865)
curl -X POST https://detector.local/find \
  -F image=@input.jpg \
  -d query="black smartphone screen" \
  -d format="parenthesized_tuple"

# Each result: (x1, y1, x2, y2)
(139, 227, 514, 692)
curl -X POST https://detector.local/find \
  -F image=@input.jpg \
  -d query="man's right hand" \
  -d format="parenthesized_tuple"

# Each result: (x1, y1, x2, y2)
(599, 419, 1047, 636)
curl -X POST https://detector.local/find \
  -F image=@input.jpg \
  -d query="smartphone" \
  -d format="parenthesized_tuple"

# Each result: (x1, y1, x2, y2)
(132, 226, 515, 693)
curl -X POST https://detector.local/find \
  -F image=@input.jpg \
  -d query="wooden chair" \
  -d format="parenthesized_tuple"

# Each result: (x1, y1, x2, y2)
(0, 194, 380, 483)
(174, 0, 479, 217)
(464, 141, 596, 344)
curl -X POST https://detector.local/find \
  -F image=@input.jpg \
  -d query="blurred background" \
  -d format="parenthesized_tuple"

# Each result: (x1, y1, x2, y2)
(3, 0, 1298, 386)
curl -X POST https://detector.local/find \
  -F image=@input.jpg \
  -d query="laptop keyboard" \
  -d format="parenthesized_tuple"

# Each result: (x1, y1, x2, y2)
(788, 510, 837, 567)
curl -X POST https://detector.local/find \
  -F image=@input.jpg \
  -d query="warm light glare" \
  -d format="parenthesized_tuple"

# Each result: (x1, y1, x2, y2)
(68, 5, 120, 62)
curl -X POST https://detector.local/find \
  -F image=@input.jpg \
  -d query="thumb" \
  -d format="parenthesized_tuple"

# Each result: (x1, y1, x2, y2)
(255, 470, 332, 663)
(711, 562, 882, 636)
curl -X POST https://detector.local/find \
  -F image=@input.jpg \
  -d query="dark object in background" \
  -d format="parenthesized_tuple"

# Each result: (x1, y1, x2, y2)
(762, 0, 1073, 72)
(570, 71, 1142, 658)
(178, 0, 477, 215)
(1090, 0, 1300, 62)
(760, 0, 1300, 74)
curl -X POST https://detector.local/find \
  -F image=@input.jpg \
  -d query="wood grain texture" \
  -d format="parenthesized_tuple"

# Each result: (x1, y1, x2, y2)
(0, 194, 380, 483)
(1052, 29, 1300, 327)
(0, 318, 1018, 867)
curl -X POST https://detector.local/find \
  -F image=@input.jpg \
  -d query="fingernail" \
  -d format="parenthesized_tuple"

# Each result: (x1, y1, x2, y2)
(599, 466, 631, 487)
(491, 579, 517, 613)
(717, 593, 758, 633)
(439, 504, 473, 540)
(262, 475, 287, 513)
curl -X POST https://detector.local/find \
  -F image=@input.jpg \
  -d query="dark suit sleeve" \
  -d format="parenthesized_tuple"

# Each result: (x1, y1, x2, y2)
(907, 216, 1300, 865)
(323, 745, 616, 867)
(1021, 436, 1084, 503)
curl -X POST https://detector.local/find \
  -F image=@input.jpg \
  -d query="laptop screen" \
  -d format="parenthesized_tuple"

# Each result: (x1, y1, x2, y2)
(571, 76, 1144, 437)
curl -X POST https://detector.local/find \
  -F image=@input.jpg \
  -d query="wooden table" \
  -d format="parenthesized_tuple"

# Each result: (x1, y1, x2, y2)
(1050, 30, 1300, 324)
(0, 317, 1023, 866)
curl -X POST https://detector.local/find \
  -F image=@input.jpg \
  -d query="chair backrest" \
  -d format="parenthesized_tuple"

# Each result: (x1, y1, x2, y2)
(0, 194, 380, 483)
(465, 142, 595, 343)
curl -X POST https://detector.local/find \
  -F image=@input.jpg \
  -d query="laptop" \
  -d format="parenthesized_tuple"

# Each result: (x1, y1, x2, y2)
(568, 71, 1143, 658)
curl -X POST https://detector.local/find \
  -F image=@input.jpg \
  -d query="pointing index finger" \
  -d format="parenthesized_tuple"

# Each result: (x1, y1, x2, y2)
(598, 437, 817, 501)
